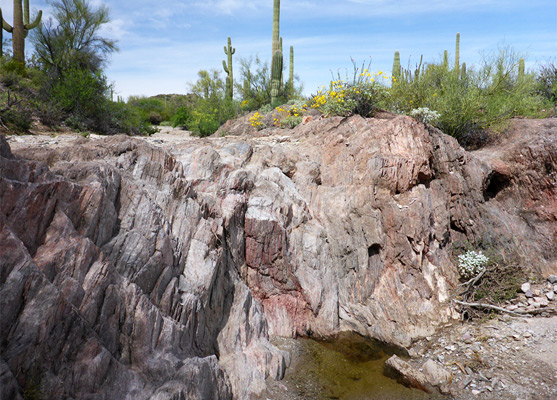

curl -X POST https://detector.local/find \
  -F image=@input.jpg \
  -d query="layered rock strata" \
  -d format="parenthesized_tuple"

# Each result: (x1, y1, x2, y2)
(1, 115, 555, 399)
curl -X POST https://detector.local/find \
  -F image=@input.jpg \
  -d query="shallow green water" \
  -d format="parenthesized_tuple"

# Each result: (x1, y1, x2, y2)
(272, 332, 434, 400)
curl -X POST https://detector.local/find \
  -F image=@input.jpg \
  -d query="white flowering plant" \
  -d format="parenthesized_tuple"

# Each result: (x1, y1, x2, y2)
(410, 107, 441, 124)
(457, 250, 489, 279)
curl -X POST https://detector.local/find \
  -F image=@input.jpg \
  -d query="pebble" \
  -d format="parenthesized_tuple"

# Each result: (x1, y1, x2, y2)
(548, 275, 557, 284)
(534, 289, 541, 296)
(525, 290, 534, 298)
(521, 282, 531, 293)
(523, 331, 532, 338)
(546, 291, 555, 301)
(472, 389, 482, 395)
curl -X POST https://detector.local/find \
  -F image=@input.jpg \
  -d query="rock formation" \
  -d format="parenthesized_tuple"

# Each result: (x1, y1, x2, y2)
(1, 115, 555, 399)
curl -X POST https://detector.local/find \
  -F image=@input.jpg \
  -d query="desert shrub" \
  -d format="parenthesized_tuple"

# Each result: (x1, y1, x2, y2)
(310, 60, 388, 117)
(258, 104, 273, 114)
(537, 61, 557, 105)
(457, 250, 489, 279)
(249, 111, 265, 130)
(410, 107, 440, 124)
(280, 115, 302, 129)
(386, 47, 551, 145)
(236, 56, 272, 111)
(127, 96, 170, 125)
(171, 107, 191, 128)
(183, 69, 238, 136)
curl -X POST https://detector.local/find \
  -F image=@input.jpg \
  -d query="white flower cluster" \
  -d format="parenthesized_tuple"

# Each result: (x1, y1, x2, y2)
(457, 250, 489, 278)
(410, 107, 441, 124)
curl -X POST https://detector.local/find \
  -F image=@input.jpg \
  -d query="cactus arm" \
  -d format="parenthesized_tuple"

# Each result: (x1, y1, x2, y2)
(28, 9, 43, 29)
(24, 0, 29, 24)
(222, 60, 229, 74)
(2, 8, 13, 32)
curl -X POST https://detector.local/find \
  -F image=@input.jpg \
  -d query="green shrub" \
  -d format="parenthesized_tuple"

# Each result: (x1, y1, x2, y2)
(171, 107, 191, 128)
(310, 60, 388, 117)
(127, 96, 169, 125)
(280, 115, 302, 129)
(385, 47, 551, 146)
(537, 61, 557, 104)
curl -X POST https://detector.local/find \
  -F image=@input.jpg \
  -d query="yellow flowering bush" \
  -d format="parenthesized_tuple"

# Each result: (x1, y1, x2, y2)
(249, 111, 266, 130)
(310, 60, 389, 118)
(273, 101, 308, 128)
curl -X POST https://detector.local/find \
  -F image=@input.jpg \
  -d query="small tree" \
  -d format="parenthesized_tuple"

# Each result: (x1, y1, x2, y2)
(32, 0, 117, 77)
(31, 0, 121, 133)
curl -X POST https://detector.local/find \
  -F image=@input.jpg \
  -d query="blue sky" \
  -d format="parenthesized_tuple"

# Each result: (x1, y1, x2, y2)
(4, 0, 557, 99)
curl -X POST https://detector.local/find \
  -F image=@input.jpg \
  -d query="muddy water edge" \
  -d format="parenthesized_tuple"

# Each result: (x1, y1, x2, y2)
(262, 332, 441, 400)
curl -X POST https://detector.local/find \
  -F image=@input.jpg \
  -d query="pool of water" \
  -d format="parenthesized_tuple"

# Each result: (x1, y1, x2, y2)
(266, 332, 437, 400)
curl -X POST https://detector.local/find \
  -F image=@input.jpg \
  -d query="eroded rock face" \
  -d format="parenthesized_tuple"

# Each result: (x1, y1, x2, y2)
(1, 116, 555, 399)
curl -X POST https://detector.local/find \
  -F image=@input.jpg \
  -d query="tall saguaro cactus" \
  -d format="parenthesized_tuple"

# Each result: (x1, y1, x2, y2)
(392, 51, 401, 83)
(271, 0, 283, 105)
(454, 32, 460, 74)
(222, 36, 235, 99)
(288, 45, 294, 94)
(1, 0, 43, 64)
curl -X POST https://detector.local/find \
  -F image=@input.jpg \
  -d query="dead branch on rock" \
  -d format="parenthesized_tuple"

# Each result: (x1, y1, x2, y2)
(453, 299, 555, 317)
(458, 268, 486, 299)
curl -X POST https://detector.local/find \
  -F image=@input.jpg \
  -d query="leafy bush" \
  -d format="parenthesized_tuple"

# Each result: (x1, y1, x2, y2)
(385, 47, 552, 145)
(127, 96, 170, 125)
(310, 60, 388, 117)
(171, 107, 191, 128)
(537, 61, 557, 105)
(280, 115, 302, 129)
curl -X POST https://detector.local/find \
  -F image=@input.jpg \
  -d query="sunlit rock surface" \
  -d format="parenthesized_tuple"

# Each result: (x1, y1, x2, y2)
(1, 116, 555, 399)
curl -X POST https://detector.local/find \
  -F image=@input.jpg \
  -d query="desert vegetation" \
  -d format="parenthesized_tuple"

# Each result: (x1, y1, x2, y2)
(1, 1, 555, 146)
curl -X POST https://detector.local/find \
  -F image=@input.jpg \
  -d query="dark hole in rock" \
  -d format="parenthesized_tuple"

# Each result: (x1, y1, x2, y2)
(417, 172, 432, 188)
(545, 160, 554, 175)
(450, 220, 466, 235)
(484, 171, 511, 201)
(368, 243, 381, 257)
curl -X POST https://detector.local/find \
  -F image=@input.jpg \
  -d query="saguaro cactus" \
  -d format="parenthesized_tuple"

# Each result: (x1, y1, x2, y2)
(461, 62, 467, 80)
(1, 0, 43, 64)
(222, 36, 235, 99)
(518, 58, 525, 81)
(454, 32, 460, 74)
(414, 54, 423, 81)
(1, 9, 4, 57)
(271, 0, 283, 104)
(288, 45, 294, 94)
(392, 51, 401, 83)
(443, 50, 448, 70)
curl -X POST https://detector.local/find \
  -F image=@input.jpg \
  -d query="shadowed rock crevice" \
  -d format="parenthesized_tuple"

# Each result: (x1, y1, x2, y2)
(483, 171, 512, 201)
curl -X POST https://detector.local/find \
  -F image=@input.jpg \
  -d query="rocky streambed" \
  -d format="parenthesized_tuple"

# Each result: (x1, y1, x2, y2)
(1, 115, 556, 399)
